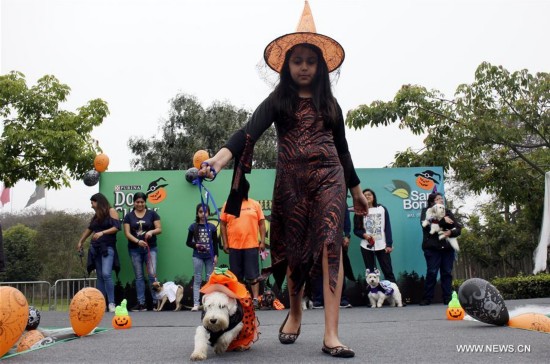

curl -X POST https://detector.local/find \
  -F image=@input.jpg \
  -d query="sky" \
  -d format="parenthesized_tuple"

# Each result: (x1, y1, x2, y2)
(1, 0, 549, 213)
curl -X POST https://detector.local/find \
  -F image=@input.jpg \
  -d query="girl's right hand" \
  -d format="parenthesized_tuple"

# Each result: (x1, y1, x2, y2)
(198, 148, 233, 179)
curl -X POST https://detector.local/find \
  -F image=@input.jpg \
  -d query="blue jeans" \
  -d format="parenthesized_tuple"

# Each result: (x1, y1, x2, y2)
(423, 249, 455, 302)
(192, 256, 214, 306)
(90, 245, 115, 305)
(129, 246, 157, 305)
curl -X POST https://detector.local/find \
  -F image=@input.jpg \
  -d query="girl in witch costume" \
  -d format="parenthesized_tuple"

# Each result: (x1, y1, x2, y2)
(198, 1, 368, 358)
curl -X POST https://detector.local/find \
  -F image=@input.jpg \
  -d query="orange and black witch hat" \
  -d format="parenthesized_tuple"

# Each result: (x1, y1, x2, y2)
(263, 0, 345, 73)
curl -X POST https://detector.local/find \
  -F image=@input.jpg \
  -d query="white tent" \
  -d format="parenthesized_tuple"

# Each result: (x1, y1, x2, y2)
(533, 171, 550, 273)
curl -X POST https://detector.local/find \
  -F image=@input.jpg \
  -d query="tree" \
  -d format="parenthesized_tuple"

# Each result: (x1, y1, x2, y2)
(0, 71, 109, 188)
(0, 224, 41, 281)
(34, 211, 90, 282)
(347, 62, 549, 223)
(128, 94, 277, 171)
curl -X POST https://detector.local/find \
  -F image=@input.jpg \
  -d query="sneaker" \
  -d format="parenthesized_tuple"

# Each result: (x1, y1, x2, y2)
(252, 298, 260, 310)
(339, 302, 352, 308)
(191, 305, 200, 312)
(312, 302, 324, 309)
(130, 303, 147, 312)
(108, 303, 116, 313)
(419, 300, 431, 306)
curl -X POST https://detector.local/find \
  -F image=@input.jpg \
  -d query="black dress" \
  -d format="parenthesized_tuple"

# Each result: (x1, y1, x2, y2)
(224, 97, 360, 293)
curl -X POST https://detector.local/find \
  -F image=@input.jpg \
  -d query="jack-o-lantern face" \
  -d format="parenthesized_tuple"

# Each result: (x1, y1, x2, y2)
(446, 307, 465, 320)
(147, 188, 167, 204)
(416, 176, 435, 190)
(112, 315, 132, 329)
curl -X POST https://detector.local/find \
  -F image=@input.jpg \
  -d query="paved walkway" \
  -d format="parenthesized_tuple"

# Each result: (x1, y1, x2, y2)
(3, 298, 550, 363)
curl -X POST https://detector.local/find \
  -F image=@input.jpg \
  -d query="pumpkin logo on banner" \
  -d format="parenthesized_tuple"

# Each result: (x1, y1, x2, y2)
(69, 287, 106, 336)
(145, 177, 169, 204)
(0, 286, 29, 357)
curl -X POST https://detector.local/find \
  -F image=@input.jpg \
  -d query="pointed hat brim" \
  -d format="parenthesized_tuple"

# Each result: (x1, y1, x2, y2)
(263, 1, 344, 73)
(264, 32, 345, 73)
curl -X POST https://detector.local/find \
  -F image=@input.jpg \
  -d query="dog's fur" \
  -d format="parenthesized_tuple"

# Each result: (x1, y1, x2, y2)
(151, 281, 184, 311)
(422, 203, 460, 252)
(366, 269, 403, 308)
(260, 289, 276, 310)
(190, 291, 244, 361)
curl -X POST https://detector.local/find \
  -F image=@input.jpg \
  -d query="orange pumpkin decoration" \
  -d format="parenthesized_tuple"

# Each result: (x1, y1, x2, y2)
(94, 153, 110, 173)
(16, 330, 45, 352)
(112, 314, 132, 329)
(446, 291, 464, 320)
(508, 313, 550, 333)
(193, 150, 209, 169)
(112, 299, 132, 329)
(0, 286, 29, 357)
(447, 306, 465, 320)
(69, 287, 106, 337)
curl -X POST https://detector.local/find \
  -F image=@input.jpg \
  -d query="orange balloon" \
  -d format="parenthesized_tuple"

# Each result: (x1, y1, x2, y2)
(94, 153, 110, 173)
(508, 313, 550, 333)
(16, 330, 45, 352)
(69, 287, 106, 337)
(193, 150, 209, 169)
(0, 286, 29, 357)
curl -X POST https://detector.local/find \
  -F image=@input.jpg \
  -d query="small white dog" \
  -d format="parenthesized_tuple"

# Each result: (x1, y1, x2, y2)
(366, 269, 403, 308)
(190, 291, 244, 361)
(422, 203, 460, 252)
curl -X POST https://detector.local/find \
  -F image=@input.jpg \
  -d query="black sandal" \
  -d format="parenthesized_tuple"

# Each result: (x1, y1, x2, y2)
(322, 343, 355, 358)
(278, 312, 301, 344)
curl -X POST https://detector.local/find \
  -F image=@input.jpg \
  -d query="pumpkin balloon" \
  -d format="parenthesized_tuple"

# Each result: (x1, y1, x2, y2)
(83, 169, 100, 186)
(508, 313, 550, 333)
(0, 286, 29, 357)
(458, 278, 509, 326)
(193, 150, 209, 169)
(26, 306, 41, 330)
(69, 287, 106, 337)
(16, 329, 45, 352)
(94, 153, 110, 173)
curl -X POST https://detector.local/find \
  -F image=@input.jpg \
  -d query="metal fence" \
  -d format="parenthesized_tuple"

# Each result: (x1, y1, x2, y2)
(0, 278, 97, 311)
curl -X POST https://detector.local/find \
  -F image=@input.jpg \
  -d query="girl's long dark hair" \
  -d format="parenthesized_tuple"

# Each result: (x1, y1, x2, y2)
(194, 203, 211, 243)
(90, 193, 111, 223)
(363, 188, 379, 207)
(270, 43, 339, 128)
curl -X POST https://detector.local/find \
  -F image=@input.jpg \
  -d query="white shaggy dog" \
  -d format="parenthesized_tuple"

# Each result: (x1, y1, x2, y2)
(366, 269, 403, 308)
(422, 203, 460, 252)
(190, 291, 244, 361)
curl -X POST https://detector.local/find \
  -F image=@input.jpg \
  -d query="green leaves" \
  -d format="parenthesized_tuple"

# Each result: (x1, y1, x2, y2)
(0, 71, 109, 188)
(128, 93, 277, 171)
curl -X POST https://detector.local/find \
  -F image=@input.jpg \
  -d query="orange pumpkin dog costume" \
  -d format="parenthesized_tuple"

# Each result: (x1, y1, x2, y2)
(200, 267, 259, 351)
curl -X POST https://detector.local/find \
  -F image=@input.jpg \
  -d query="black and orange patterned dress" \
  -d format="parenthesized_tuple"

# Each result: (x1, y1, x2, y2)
(224, 97, 360, 294)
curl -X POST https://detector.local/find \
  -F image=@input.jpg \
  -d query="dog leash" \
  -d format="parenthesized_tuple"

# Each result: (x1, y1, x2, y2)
(144, 236, 158, 282)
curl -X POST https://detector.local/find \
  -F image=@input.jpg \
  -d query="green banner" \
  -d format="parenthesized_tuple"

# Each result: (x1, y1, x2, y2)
(99, 167, 443, 286)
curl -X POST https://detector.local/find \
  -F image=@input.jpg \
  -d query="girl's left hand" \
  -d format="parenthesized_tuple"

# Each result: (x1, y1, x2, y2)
(145, 231, 154, 240)
(444, 216, 454, 224)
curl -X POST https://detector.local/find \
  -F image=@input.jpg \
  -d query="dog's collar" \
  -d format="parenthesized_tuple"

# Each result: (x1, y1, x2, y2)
(206, 300, 244, 346)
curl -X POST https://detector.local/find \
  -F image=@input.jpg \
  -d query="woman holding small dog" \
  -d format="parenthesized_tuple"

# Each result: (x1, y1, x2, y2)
(186, 203, 219, 311)
(353, 188, 396, 283)
(123, 192, 162, 312)
(197, 2, 368, 358)
(419, 192, 462, 306)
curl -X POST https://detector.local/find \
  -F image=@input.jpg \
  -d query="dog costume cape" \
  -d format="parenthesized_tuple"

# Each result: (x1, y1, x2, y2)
(200, 267, 259, 351)
(153, 281, 179, 303)
(368, 280, 395, 296)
